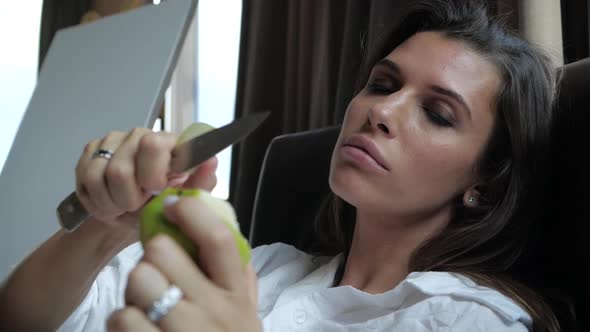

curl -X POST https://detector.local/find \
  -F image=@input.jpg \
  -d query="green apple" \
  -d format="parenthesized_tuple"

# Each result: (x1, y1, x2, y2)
(138, 122, 251, 264)
(139, 188, 251, 264)
(176, 122, 215, 145)
(176, 122, 216, 174)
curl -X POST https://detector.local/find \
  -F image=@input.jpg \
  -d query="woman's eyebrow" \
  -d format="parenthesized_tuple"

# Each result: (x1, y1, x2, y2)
(428, 85, 472, 119)
(376, 59, 401, 75)
(376, 58, 472, 120)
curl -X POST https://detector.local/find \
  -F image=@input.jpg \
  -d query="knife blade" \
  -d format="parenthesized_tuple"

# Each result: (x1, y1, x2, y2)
(57, 111, 270, 232)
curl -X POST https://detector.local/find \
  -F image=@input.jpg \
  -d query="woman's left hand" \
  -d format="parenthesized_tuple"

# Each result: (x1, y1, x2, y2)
(106, 196, 261, 332)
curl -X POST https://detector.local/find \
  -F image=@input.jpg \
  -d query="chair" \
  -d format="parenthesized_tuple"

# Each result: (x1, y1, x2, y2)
(249, 125, 340, 250)
(248, 58, 590, 331)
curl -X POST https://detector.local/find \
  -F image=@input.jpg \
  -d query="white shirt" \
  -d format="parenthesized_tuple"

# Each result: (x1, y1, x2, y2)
(58, 242, 531, 331)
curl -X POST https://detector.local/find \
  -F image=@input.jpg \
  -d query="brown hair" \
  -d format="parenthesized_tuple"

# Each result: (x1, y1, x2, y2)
(312, 1, 561, 330)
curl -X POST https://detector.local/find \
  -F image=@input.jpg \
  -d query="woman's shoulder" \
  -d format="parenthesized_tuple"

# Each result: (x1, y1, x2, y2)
(396, 271, 532, 330)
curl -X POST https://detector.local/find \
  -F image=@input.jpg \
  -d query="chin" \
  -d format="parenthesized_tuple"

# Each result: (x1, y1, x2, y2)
(329, 164, 372, 210)
(330, 163, 407, 220)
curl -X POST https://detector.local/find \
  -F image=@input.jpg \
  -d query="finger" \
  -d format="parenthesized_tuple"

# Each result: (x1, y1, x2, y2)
(76, 139, 101, 184)
(142, 235, 214, 301)
(107, 307, 159, 332)
(76, 139, 101, 217)
(107, 128, 154, 212)
(166, 172, 190, 188)
(245, 263, 259, 306)
(125, 261, 169, 309)
(81, 131, 127, 219)
(136, 132, 178, 192)
(125, 259, 200, 331)
(182, 157, 218, 191)
(164, 197, 244, 292)
(157, 299, 204, 332)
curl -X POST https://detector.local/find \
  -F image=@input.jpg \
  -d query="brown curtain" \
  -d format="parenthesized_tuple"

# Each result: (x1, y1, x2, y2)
(561, 0, 589, 64)
(39, 0, 89, 71)
(230, 0, 425, 236)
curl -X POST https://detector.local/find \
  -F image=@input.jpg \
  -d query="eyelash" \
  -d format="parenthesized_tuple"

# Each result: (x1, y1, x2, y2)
(366, 81, 454, 128)
(423, 106, 454, 127)
(367, 82, 392, 94)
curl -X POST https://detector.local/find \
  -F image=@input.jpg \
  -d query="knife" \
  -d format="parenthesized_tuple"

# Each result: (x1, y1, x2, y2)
(57, 111, 270, 232)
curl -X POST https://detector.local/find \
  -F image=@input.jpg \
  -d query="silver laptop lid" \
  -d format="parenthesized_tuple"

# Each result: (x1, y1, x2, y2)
(0, 0, 197, 279)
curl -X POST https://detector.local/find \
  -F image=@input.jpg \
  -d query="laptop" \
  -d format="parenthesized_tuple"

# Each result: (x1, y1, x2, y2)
(0, 0, 197, 280)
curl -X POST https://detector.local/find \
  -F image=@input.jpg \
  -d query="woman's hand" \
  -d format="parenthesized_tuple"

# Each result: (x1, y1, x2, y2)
(76, 128, 218, 232)
(106, 196, 262, 332)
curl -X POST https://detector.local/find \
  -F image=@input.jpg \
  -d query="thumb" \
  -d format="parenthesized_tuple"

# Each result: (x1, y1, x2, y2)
(183, 156, 218, 190)
(245, 263, 259, 306)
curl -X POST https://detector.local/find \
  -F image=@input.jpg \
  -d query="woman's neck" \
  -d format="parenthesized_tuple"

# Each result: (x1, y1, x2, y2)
(337, 208, 450, 294)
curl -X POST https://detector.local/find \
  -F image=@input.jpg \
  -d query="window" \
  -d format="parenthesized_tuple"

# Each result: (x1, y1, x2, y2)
(195, 0, 242, 199)
(0, 2, 43, 173)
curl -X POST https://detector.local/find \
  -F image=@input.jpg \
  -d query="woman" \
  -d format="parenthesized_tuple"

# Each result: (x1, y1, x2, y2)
(0, 0, 559, 331)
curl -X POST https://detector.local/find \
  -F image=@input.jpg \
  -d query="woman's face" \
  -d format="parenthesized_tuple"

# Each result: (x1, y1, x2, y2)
(329, 31, 500, 222)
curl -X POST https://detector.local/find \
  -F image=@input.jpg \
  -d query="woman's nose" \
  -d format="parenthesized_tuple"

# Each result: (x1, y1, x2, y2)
(368, 115, 391, 136)
(367, 96, 405, 138)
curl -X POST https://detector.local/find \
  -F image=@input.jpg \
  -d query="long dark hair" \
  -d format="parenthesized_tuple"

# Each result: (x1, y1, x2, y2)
(313, 1, 560, 330)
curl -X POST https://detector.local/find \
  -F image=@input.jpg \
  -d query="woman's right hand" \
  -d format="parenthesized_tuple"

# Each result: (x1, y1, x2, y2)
(75, 128, 218, 231)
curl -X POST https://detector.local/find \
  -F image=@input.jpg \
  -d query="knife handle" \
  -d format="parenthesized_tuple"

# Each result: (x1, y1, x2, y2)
(57, 191, 90, 232)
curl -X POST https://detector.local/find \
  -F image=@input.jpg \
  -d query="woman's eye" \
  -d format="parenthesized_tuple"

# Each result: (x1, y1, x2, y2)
(367, 82, 392, 94)
(424, 107, 454, 127)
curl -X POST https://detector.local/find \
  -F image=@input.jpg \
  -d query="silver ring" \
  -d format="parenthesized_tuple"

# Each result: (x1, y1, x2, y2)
(92, 149, 114, 160)
(146, 284, 183, 323)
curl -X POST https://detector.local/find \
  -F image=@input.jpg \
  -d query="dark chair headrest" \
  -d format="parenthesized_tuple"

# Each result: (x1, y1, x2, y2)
(249, 126, 340, 249)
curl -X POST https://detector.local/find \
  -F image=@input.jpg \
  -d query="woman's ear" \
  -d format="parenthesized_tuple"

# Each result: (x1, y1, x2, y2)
(462, 186, 481, 208)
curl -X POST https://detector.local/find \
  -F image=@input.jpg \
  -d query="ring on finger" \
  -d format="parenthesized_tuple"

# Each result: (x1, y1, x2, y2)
(146, 284, 184, 323)
(92, 149, 115, 160)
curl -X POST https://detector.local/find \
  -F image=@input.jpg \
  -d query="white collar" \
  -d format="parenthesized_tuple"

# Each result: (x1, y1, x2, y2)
(273, 253, 532, 328)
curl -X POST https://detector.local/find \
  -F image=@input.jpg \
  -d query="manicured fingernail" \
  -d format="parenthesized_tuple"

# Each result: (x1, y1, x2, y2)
(150, 190, 162, 196)
(167, 173, 190, 188)
(168, 172, 189, 180)
(163, 195, 180, 207)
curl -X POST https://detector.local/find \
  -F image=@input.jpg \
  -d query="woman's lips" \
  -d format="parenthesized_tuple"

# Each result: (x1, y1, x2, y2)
(341, 135, 390, 172)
